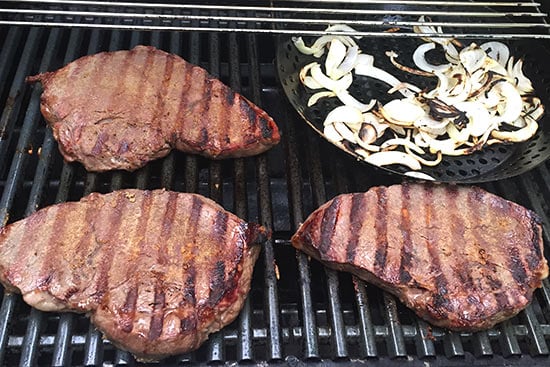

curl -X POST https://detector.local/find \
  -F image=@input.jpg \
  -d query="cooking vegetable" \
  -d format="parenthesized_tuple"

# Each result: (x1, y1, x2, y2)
(292, 21, 544, 175)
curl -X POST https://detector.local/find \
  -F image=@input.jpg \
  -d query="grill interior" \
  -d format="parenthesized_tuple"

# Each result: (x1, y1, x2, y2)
(1, 1, 550, 366)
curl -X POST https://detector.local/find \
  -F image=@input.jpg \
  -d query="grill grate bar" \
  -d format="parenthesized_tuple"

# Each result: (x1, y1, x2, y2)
(521, 305, 549, 355)
(353, 279, 378, 358)
(79, 26, 112, 367)
(247, 28, 284, 360)
(227, 27, 256, 362)
(499, 321, 522, 357)
(443, 331, 464, 358)
(0, 29, 41, 177)
(325, 270, 349, 358)
(284, 97, 320, 359)
(472, 331, 493, 357)
(1, 0, 550, 39)
(19, 34, 64, 367)
(414, 319, 436, 358)
(382, 292, 407, 358)
(205, 28, 226, 365)
(306, 137, 350, 359)
(20, 309, 44, 367)
(6, 8, 550, 29)
(53, 314, 75, 366)
(0, 26, 45, 366)
(51, 168, 78, 365)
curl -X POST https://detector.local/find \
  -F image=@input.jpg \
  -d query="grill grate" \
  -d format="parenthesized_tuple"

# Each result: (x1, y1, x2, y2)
(0, 0, 550, 39)
(0, 5, 550, 367)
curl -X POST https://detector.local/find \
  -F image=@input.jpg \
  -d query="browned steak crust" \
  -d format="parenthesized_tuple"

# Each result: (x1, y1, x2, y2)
(27, 45, 280, 172)
(0, 189, 267, 360)
(291, 183, 549, 331)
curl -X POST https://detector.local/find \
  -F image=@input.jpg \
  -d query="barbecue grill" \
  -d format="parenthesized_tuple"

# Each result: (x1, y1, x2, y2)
(1, 1, 550, 366)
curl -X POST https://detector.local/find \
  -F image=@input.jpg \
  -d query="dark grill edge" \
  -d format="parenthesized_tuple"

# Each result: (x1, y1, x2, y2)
(0, 17, 549, 367)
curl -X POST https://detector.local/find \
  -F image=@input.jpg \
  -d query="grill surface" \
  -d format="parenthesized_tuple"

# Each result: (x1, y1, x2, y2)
(1, 3, 550, 367)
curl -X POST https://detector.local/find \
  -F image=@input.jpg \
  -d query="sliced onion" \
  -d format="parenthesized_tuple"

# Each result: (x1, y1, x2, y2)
(508, 58, 534, 94)
(380, 99, 426, 126)
(357, 123, 378, 145)
(355, 58, 415, 98)
(336, 90, 376, 112)
(381, 137, 425, 155)
(459, 44, 486, 74)
(333, 121, 358, 142)
(325, 39, 347, 79)
(413, 42, 451, 73)
(414, 16, 452, 47)
(331, 45, 359, 80)
(363, 112, 389, 138)
(420, 131, 462, 155)
(443, 43, 460, 63)
(292, 37, 317, 56)
(493, 81, 523, 124)
(491, 115, 538, 142)
(404, 145, 443, 166)
(300, 62, 324, 90)
(386, 50, 434, 77)
(453, 101, 492, 137)
(323, 105, 364, 126)
(446, 123, 470, 145)
(404, 171, 436, 180)
(363, 151, 422, 170)
(387, 82, 421, 95)
(307, 91, 336, 107)
(324, 123, 343, 143)
(325, 24, 362, 40)
(310, 63, 353, 91)
(525, 98, 544, 121)
(480, 41, 509, 67)
(414, 115, 449, 135)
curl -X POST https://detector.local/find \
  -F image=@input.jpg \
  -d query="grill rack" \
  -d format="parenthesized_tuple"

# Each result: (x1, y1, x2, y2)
(0, 0, 550, 39)
(0, 2, 550, 367)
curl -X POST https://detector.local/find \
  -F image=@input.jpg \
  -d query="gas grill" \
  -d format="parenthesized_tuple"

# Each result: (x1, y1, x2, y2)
(0, 1, 550, 366)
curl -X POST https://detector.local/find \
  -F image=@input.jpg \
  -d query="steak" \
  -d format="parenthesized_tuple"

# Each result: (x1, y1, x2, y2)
(0, 189, 267, 360)
(26, 45, 280, 172)
(291, 183, 549, 331)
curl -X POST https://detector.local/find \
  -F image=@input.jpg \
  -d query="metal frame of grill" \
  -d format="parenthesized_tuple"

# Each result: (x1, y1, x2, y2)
(0, 1, 549, 366)
(1, 0, 550, 39)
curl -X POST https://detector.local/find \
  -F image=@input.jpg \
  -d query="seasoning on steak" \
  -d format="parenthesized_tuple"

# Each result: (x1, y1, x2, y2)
(0, 189, 268, 360)
(26, 45, 280, 172)
(291, 183, 549, 331)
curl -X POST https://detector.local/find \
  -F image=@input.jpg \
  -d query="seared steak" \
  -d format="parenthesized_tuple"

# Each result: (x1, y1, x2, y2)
(27, 45, 280, 172)
(291, 183, 548, 331)
(0, 189, 267, 360)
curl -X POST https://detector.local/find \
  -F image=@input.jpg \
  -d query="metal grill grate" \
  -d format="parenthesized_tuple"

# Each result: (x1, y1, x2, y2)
(0, 3, 549, 366)
(0, 0, 550, 39)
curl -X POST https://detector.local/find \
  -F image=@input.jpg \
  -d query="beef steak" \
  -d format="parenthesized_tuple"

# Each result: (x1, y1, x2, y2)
(291, 183, 549, 331)
(27, 45, 280, 172)
(0, 189, 267, 360)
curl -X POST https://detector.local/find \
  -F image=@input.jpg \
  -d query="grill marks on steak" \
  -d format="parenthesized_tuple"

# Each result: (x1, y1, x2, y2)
(27, 45, 280, 172)
(0, 190, 266, 360)
(291, 183, 549, 331)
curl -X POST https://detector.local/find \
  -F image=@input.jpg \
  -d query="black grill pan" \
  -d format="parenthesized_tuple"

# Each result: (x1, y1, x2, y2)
(276, 35, 550, 183)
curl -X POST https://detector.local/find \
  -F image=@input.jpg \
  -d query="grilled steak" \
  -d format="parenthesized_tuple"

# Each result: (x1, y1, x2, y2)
(291, 183, 549, 331)
(0, 189, 267, 360)
(26, 45, 280, 172)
